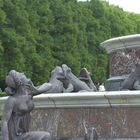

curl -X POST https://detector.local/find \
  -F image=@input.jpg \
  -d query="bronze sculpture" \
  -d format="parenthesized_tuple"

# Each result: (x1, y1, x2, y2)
(2, 70, 52, 140)
(121, 61, 140, 90)
(1, 68, 99, 140)
(57, 64, 96, 92)
(79, 68, 97, 91)
(47, 66, 64, 93)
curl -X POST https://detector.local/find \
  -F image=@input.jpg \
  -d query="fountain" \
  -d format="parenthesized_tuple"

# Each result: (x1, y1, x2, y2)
(0, 68, 98, 140)
(101, 34, 140, 91)
(1, 35, 140, 139)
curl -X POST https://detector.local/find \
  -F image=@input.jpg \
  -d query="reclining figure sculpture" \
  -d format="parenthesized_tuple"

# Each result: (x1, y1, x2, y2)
(57, 64, 97, 92)
(46, 66, 64, 93)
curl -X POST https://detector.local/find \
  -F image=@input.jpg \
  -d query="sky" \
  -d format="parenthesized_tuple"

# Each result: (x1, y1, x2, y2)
(106, 0, 140, 14)
(78, 0, 140, 14)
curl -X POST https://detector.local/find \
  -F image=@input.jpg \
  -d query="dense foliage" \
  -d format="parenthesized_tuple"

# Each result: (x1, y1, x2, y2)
(0, 0, 140, 90)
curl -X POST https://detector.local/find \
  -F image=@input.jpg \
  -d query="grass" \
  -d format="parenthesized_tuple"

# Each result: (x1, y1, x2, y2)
(0, 111, 2, 120)
(0, 92, 6, 122)
(0, 92, 8, 97)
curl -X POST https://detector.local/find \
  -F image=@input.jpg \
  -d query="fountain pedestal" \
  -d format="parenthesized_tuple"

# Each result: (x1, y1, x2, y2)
(101, 34, 140, 77)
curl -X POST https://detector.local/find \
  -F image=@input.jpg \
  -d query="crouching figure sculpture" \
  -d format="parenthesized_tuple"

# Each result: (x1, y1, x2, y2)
(121, 61, 140, 90)
(2, 70, 52, 140)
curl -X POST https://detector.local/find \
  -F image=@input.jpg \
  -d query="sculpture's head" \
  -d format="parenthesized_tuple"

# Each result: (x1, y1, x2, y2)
(5, 70, 30, 89)
(51, 66, 63, 77)
(56, 64, 71, 83)
(79, 68, 91, 81)
(61, 64, 71, 77)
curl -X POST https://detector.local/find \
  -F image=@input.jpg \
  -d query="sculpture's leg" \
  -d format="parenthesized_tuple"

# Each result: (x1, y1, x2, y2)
(133, 79, 140, 90)
(42, 135, 52, 140)
(79, 68, 97, 91)
(17, 131, 51, 140)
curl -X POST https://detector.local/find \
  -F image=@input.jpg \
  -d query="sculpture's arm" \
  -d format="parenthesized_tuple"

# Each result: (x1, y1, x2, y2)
(28, 83, 52, 96)
(5, 87, 15, 95)
(64, 83, 74, 93)
(133, 79, 140, 90)
(2, 97, 14, 140)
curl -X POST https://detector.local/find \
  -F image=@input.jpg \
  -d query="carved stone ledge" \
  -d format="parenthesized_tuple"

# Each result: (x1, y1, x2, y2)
(100, 34, 140, 53)
(1, 91, 140, 110)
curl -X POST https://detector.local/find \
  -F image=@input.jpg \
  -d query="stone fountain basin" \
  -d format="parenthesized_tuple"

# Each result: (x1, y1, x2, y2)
(1, 91, 140, 139)
(1, 91, 140, 109)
